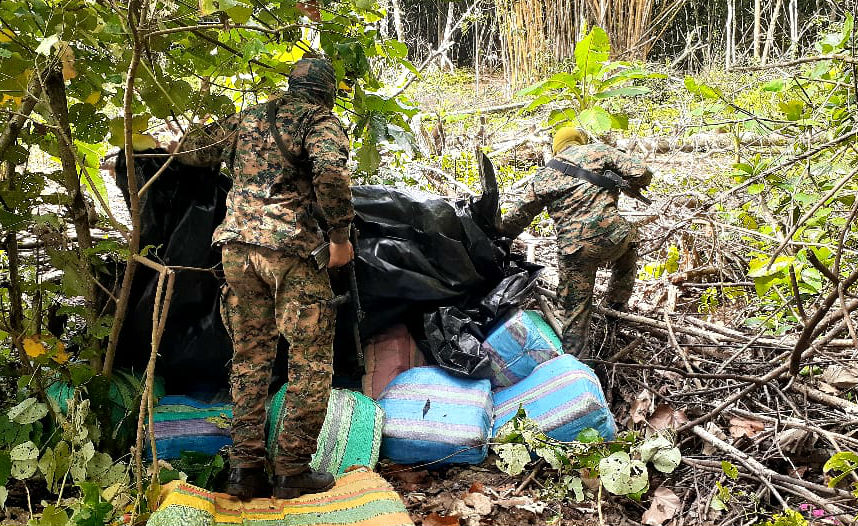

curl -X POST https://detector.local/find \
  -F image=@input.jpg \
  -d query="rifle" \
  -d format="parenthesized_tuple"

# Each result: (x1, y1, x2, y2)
(310, 227, 365, 368)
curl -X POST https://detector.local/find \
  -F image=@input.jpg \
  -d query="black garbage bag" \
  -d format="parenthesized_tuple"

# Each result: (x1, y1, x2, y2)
(419, 263, 542, 378)
(113, 149, 233, 395)
(479, 265, 543, 321)
(423, 307, 492, 379)
(113, 149, 539, 388)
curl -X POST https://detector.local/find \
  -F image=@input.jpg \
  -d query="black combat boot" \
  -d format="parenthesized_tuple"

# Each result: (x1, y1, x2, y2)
(273, 469, 335, 499)
(225, 467, 271, 500)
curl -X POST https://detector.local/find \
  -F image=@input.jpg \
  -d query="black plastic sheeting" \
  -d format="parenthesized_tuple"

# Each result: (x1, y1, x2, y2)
(347, 185, 507, 338)
(113, 150, 541, 391)
(113, 149, 233, 394)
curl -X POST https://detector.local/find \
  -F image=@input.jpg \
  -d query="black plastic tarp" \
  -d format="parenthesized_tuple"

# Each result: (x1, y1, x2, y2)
(113, 149, 233, 394)
(348, 185, 507, 338)
(113, 150, 540, 390)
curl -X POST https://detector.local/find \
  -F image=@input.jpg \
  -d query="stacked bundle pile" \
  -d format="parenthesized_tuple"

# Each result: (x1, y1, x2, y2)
(374, 310, 616, 467)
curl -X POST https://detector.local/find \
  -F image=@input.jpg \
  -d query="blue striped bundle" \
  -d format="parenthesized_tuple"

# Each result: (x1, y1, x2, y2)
(492, 355, 616, 441)
(482, 310, 563, 388)
(378, 367, 492, 466)
(146, 396, 233, 460)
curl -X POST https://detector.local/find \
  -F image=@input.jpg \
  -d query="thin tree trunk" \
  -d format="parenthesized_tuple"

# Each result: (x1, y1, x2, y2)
(390, 0, 405, 42)
(0, 76, 40, 161)
(753, 0, 762, 59)
(42, 67, 98, 359)
(440, 0, 455, 71)
(725, 0, 734, 69)
(761, 0, 784, 65)
(474, 0, 480, 95)
(789, 0, 799, 57)
(104, 1, 146, 377)
(2, 161, 24, 343)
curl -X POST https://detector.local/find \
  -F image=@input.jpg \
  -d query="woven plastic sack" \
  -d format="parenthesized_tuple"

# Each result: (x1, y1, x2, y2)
(362, 324, 425, 399)
(267, 387, 384, 474)
(482, 310, 563, 388)
(378, 366, 492, 466)
(148, 468, 414, 526)
(492, 354, 616, 441)
(145, 396, 232, 460)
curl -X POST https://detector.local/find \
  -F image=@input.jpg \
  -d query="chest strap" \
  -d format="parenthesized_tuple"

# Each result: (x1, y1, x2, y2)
(546, 158, 628, 190)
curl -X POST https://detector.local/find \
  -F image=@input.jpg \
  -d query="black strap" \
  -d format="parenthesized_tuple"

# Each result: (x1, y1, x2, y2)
(267, 99, 297, 166)
(546, 158, 629, 190)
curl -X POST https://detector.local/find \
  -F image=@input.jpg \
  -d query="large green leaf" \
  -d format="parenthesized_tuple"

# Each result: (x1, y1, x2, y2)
(495, 443, 530, 476)
(599, 451, 649, 496)
(68, 103, 109, 143)
(574, 26, 610, 76)
(593, 86, 650, 100)
(10, 441, 38, 480)
(7, 397, 48, 425)
(684, 76, 721, 100)
(576, 106, 613, 133)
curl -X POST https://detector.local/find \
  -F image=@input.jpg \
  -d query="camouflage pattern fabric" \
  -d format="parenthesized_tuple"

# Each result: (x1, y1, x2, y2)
(500, 143, 651, 356)
(221, 242, 335, 476)
(178, 58, 354, 255)
(556, 239, 637, 356)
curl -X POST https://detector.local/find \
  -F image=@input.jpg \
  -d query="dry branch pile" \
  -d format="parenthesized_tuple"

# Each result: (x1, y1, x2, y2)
(520, 185, 858, 524)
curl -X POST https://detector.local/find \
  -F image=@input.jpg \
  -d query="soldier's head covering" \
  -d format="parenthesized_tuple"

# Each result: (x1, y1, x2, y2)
(288, 57, 337, 109)
(552, 127, 590, 155)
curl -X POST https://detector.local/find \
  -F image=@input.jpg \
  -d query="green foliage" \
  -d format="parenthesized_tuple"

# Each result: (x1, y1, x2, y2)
(639, 245, 679, 281)
(824, 451, 858, 491)
(492, 408, 680, 501)
(159, 451, 226, 490)
(518, 26, 664, 134)
(758, 509, 809, 526)
(0, 0, 418, 363)
(677, 17, 858, 336)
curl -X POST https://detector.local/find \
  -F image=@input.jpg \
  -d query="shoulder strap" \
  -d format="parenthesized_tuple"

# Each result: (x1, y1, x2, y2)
(546, 158, 628, 190)
(266, 98, 297, 166)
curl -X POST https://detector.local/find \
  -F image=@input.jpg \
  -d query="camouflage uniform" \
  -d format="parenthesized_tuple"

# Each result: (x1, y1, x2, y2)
(501, 143, 651, 356)
(179, 58, 354, 476)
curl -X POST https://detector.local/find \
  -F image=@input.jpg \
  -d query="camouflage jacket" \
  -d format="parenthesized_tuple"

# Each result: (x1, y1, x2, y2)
(501, 143, 651, 256)
(179, 91, 354, 256)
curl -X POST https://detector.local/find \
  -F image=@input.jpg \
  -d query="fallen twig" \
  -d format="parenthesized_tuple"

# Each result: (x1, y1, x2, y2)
(514, 459, 544, 496)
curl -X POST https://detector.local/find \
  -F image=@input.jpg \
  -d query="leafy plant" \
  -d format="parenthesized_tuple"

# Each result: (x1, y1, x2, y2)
(517, 26, 664, 134)
(824, 451, 858, 495)
(492, 408, 680, 502)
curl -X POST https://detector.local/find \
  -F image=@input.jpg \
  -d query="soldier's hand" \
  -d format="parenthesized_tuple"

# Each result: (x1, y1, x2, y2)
(328, 240, 354, 268)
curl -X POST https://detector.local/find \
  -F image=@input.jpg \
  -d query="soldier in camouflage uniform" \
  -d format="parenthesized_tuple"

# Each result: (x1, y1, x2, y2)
(178, 57, 354, 500)
(500, 128, 652, 358)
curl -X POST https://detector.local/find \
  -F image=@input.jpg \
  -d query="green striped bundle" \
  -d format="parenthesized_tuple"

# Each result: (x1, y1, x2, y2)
(267, 387, 384, 475)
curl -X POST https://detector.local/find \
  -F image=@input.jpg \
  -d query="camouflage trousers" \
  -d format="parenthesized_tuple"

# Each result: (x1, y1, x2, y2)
(220, 242, 335, 476)
(557, 233, 637, 357)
